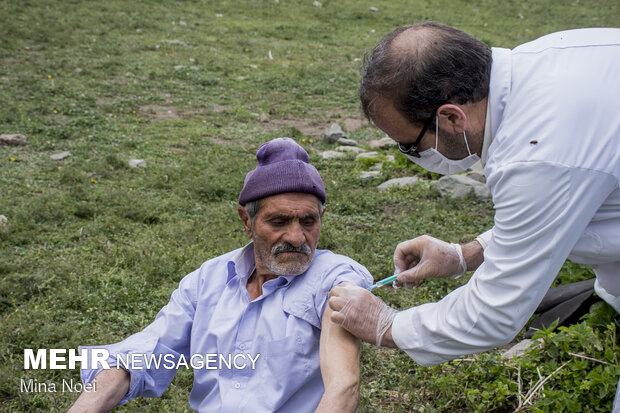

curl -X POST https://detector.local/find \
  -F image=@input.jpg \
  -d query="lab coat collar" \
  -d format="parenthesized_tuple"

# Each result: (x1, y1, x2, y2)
(483, 47, 512, 167)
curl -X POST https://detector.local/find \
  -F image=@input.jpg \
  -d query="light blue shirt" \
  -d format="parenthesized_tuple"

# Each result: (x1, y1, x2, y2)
(80, 243, 372, 412)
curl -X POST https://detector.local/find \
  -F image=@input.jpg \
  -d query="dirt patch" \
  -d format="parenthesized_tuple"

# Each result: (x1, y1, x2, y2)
(204, 136, 235, 145)
(139, 105, 182, 122)
(381, 204, 409, 217)
(343, 117, 366, 132)
(96, 97, 115, 106)
(210, 104, 232, 113)
(266, 118, 326, 138)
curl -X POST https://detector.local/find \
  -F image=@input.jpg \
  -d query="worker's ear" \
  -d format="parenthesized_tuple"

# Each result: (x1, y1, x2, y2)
(320, 205, 326, 219)
(436, 104, 468, 134)
(238, 206, 253, 239)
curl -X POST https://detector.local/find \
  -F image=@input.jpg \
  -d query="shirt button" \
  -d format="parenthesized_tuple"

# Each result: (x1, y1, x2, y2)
(239, 343, 246, 350)
(234, 382, 241, 389)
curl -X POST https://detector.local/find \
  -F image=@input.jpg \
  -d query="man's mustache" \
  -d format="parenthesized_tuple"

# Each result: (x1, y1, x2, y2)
(271, 242, 311, 256)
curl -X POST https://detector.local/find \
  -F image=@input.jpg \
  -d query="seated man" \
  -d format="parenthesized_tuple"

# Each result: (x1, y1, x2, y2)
(69, 138, 372, 412)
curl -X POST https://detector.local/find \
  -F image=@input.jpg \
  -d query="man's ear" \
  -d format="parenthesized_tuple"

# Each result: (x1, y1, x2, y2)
(238, 206, 253, 239)
(320, 205, 326, 219)
(437, 104, 468, 134)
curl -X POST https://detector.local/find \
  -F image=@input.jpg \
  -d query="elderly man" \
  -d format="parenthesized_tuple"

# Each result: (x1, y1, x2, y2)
(69, 138, 372, 412)
(329, 22, 620, 408)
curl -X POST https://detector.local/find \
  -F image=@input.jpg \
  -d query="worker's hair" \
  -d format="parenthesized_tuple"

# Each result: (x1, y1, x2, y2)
(243, 199, 325, 222)
(359, 21, 491, 126)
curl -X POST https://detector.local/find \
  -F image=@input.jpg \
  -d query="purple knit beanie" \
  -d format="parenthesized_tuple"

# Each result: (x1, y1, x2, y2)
(238, 137, 326, 206)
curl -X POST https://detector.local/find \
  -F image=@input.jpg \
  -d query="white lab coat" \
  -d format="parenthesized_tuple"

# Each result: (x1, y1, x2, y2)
(392, 28, 620, 366)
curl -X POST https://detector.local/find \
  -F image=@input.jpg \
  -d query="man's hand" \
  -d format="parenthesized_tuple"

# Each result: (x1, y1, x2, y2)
(393, 235, 481, 288)
(328, 283, 398, 348)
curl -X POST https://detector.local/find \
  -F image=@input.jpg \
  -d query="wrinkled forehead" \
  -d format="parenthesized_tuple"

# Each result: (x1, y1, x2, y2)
(258, 192, 322, 217)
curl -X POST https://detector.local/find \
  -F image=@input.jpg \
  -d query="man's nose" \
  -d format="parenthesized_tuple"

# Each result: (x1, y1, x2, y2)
(283, 222, 306, 246)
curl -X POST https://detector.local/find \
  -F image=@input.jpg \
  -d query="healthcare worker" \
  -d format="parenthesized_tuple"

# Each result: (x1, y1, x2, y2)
(328, 21, 620, 409)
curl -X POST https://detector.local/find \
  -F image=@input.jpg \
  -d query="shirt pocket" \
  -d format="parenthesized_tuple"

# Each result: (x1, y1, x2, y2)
(256, 333, 319, 409)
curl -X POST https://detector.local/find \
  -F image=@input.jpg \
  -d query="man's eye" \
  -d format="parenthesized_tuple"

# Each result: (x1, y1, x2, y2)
(271, 220, 286, 226)
(301, 218, 316, 226)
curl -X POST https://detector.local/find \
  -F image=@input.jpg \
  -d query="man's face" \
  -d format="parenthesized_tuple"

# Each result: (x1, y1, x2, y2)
(370, 96, 483, 160)
(241, 193, 323, 276)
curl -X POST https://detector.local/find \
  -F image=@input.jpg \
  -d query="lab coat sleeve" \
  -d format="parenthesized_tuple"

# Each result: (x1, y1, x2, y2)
(391, 162, 617, 366)
(475, 229, 493, 250)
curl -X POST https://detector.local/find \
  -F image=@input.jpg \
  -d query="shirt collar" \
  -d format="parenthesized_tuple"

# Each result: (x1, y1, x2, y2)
(227, 242, 256, 284)
(482, 47, 512, 167)
(480, 99, 492, 166)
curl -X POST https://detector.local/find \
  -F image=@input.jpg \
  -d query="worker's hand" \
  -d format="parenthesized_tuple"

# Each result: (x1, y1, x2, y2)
(328, 283, 398, 348)
(393, 235, 466, 289)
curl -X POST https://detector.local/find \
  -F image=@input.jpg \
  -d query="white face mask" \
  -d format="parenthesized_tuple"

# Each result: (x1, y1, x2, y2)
(406, 117, 480, 175)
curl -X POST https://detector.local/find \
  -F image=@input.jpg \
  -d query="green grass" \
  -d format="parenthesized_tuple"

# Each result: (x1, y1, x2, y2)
(1, 0, 619, 411)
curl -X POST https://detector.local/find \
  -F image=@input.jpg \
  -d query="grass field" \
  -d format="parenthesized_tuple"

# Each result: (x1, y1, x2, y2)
(1, 0, 619, 411)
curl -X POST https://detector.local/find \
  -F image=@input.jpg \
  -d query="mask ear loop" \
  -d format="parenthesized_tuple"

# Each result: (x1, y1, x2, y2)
(463, 131, 473, 156)
(434, 116, 439, 149)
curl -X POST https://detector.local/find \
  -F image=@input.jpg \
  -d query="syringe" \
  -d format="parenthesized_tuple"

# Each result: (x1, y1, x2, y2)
(367, 274, 399, 291)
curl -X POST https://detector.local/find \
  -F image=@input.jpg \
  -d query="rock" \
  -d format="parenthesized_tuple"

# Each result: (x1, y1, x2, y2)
(356, 151, 379, 159)
(369, 6, 379, 12)
(360, 171, 380, 179)
(128, 159, 147, 168)
(434, 175, 490, 199)
(321, 151, 345, 160)
(313, 0, 322, 6)
(0, 215, 8, 233)
(323, 123, 346, 144)
(174, 65, 186, 70)
(336, 146, 365, 153)
(259, 113, 269, 123)
(368, 137, 396, 148)
(501, 339, 540, 360)
(50, 151, 72, 161)
(378, 176, 419, 190)
(162, 39, 189, 46)
(75, 67, 83, 73)
(385, 154, 395, 162)
(0, 134, 27, 146)
(336, 137, 358, 146)
(465, 171, 486, 183)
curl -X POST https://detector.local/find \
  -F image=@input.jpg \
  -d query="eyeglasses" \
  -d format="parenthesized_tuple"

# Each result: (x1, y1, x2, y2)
(397, 112, 436, 158)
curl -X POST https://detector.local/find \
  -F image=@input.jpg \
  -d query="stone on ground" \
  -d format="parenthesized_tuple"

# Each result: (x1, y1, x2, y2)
(323, 123, 346, 144)
(368, 137, 396, 149)
(0, 215, 8, 233)
(434, 175, 490, 199)
(336, 137, 357, 146)
(360, 171, 380, 179)
(336, 146, 365, 153)
(356, 151, 379, 159)
(128, 159, 147, 168)
(0, 134, 27, 146)
(50, 151, 72, 160)
(378, 176, 419, 190)
(321, 151, 345, 160)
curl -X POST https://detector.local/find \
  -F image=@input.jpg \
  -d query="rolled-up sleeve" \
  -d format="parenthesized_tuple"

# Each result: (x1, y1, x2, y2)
(392, 162, 617, 366)
(315, 260, 373, 324)
(80, 269, 199, 405)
